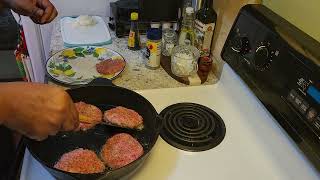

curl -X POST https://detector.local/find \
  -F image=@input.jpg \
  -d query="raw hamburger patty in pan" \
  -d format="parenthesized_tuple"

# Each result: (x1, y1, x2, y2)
(101, 133, 144, 169)
(104, 106, 143, 129)
(96, 58, 125, 75)
(54, 148, 105, 174)
(75, 102, 102, 131)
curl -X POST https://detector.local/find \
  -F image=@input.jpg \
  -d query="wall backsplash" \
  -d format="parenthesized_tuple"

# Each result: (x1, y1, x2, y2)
(263, 0, 320, 42)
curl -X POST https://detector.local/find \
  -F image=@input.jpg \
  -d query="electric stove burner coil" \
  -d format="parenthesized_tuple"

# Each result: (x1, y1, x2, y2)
(160, 103, 226, 151)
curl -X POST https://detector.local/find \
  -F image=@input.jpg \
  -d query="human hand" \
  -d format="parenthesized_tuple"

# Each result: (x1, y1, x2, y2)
(0, 82, 79, 141)
(5, 0, 58, 24)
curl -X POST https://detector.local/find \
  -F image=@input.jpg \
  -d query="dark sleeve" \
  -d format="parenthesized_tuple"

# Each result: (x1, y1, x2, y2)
(0, 126, 15, 180)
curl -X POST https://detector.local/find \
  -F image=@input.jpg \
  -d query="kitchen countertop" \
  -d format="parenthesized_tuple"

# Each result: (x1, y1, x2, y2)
(48, 21, 218, 90)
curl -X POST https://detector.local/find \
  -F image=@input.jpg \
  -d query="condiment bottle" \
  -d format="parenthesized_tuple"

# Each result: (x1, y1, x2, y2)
(194, 0, 217, 57)
(143, 28, 162, 69)
(178, 7, 196, 46)
(128, 12, 141, 50)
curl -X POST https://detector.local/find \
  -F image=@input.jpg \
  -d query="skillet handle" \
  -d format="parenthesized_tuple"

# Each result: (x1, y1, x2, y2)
(88, 78, 115, 86)
(155, 116, 164, 133)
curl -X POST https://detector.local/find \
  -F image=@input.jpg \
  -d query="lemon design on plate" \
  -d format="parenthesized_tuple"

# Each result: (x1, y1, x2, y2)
(64, 69, 76, 77)
(101, 74, 115, 79)
(93, 47, 107, 57)
(111, 56, 123, 60)
(52, 69, 63, 75)
(49, 62, 76, 77)
(92, 74, 115, 79)
(61, 49, 76, 58)
(95, 47, 106, 54)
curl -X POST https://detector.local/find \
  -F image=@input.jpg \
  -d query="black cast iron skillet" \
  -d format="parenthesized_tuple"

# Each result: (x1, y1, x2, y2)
(25, 79, 162, 180)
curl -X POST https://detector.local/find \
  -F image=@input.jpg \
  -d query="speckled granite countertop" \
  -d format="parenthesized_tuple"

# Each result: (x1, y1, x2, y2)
(48, 21, 217, 90)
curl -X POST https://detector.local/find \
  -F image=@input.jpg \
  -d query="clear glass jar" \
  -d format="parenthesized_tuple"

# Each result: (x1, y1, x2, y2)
(162, 28, 177, 56)
(171, 45, 200, 77)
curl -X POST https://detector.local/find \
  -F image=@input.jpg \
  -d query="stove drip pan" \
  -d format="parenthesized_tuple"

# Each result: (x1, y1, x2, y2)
(159, 103, 226, 151)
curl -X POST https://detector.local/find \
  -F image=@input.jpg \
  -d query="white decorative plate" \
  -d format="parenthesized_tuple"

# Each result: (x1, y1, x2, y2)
(46, 46, 126, 85)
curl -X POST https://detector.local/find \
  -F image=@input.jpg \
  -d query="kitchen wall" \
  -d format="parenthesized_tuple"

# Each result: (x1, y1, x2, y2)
(263, 0, 320, 42)
(210, 0, 261, 77)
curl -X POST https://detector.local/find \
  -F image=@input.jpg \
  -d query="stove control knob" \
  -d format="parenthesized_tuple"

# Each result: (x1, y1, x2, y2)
(254, 45, 271, 71)
(230, 36, 250, 54)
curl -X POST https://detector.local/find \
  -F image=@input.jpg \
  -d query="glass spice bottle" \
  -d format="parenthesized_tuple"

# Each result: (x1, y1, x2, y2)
(162, 23, 177, 56)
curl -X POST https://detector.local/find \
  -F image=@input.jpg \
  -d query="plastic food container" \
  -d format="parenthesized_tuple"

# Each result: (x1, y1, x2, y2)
(171, 45, 200, 77)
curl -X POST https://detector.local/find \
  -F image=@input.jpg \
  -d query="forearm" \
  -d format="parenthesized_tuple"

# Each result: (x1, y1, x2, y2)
(0, 83, 16, 125)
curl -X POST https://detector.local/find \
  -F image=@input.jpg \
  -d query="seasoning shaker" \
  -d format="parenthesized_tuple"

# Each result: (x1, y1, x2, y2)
(162, 23, 177, 56)
(143, 28, 162, 69)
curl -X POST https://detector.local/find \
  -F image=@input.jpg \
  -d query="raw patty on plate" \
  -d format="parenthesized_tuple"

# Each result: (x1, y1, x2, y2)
(96, 58, 125, 75)
(104, 106, 143, 129)
(54, 148, 105, 174)
(75, 101, 102, 131)
(101, 133, 144, 169)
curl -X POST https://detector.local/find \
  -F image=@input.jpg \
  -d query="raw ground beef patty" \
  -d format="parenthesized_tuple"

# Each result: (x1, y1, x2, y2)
(101, 133, 144, 169)
(54, 148, 105, 174)
(104, 106, 143, 129)
(75, 102, 102, 131)
(96, 58, 125, 75)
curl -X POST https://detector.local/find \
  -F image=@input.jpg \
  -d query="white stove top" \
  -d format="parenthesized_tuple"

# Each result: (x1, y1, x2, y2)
(20, 65, 319, 180)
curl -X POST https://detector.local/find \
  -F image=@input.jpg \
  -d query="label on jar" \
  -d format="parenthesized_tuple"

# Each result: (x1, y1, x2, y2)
(128, 31, 135, 48)
(145, 40, 161, 68)
(194, 20, 215, 57)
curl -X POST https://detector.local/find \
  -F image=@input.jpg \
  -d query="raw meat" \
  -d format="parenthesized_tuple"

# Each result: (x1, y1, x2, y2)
(96, 59, 125, 75)
(54, 148, 105, 174)
(75, 102, 102, 131)
(104, 106, 143, 129)
(100, 133, 144, 169)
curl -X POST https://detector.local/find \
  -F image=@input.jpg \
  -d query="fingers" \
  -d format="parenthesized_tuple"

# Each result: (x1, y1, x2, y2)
(8, 0, 57, 24)
(33, 135, 48, 141)
(32, 7, 44, 16)
(69, 100, 79, 130)
(61, 98, 79, 132)
(30, 8, 44, 24)
(26, 130, 49, 141)
(48, 8, 58, 22)
(37, 0, 57, 24)
(61, 116, 77, 132)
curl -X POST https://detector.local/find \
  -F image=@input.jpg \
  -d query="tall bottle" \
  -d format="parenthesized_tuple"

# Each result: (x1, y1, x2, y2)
(194, 0, 217, 57)
(178, 7, 196, 46)
(128, 12, 141, 50)
(182, 0, 192, 18)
